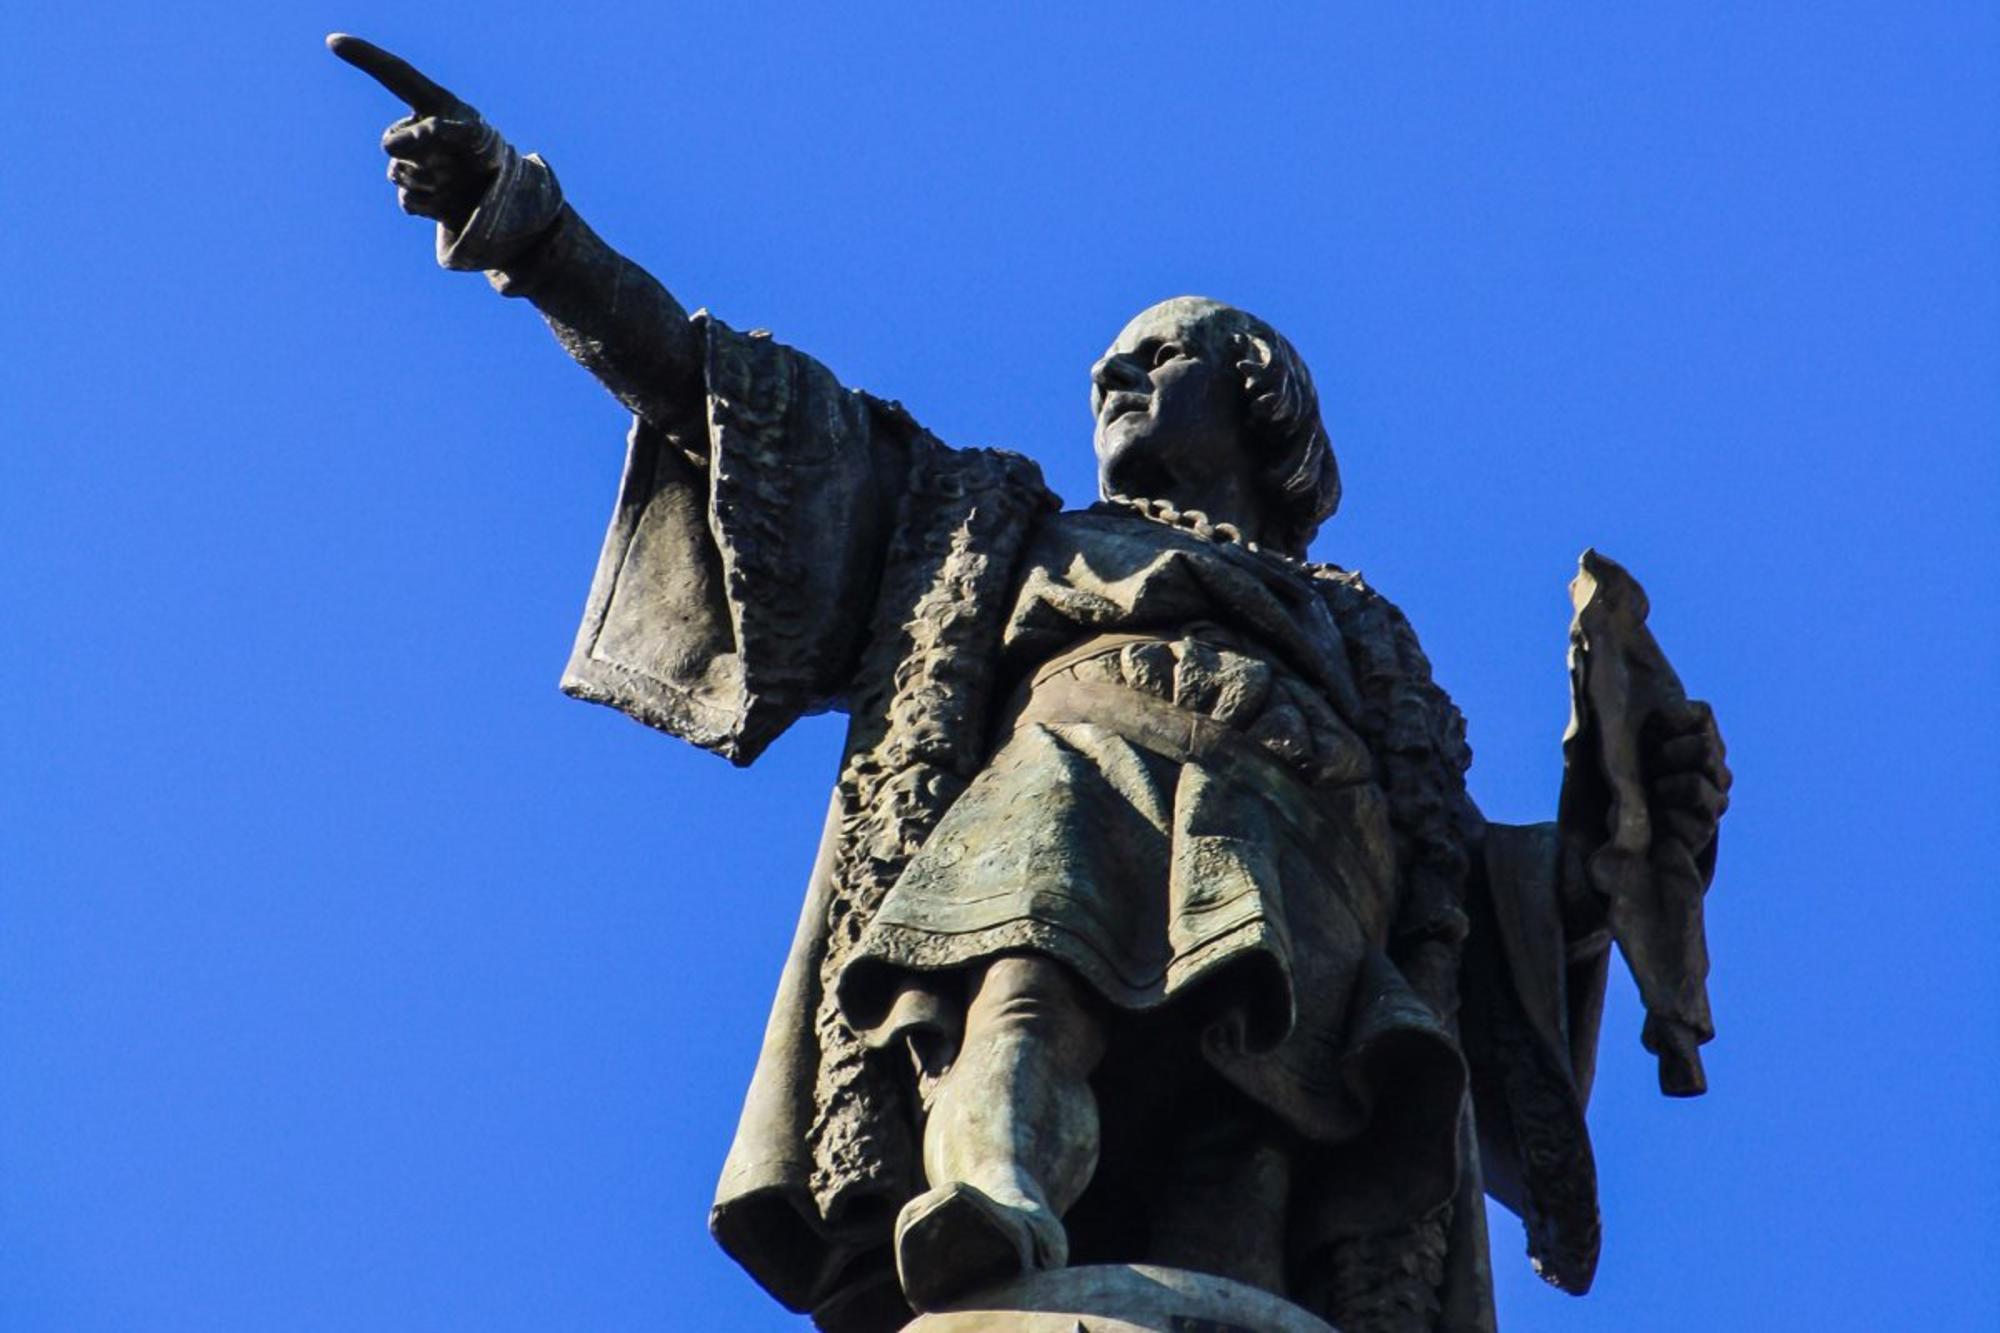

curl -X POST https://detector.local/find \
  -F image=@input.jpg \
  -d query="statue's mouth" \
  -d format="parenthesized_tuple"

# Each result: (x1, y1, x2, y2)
(1101, 392, 1149, 426)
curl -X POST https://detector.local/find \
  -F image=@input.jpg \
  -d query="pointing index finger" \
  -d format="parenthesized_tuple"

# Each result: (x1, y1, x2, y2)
(327, 33, 468, 118)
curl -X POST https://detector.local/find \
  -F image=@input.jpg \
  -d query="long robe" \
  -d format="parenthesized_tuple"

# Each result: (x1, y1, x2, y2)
(554, 314, 1613, 1331)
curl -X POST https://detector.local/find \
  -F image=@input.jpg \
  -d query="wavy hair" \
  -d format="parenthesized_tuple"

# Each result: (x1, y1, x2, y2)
(1104, 298, 1341, 556)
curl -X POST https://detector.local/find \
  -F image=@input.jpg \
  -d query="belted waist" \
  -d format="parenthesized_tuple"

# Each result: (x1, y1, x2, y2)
(999, 630, 1374, 790)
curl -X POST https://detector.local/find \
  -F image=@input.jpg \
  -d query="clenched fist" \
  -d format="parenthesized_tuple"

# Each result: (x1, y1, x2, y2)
(1643, 698, 1731, 867)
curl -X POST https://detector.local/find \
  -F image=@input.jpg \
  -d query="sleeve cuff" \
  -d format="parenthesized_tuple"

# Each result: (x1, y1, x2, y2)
(434, 147, 564, 274)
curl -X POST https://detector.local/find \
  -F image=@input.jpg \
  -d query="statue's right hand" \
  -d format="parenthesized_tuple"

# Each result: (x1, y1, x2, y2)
(328, 34, 504, 232)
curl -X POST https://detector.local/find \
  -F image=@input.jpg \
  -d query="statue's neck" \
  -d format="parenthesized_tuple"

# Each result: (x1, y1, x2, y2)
(1104, 466, 1272, 544)
(1100, 493, 1265, 553)
(1105, 473, 1269, 549)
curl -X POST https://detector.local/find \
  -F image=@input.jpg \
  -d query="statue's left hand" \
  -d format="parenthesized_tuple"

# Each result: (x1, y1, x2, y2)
(1643, 699, 1731, 860)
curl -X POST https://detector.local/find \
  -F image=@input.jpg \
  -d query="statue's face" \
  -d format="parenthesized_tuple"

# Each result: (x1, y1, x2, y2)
(1092, 298, 1255, 504)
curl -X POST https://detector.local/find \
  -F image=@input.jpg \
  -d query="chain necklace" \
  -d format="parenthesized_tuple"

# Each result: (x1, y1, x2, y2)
(1096, 493, 1312, 566)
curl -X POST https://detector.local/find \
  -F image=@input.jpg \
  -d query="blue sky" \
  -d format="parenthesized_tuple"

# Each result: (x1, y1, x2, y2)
(3, 4, 1995, 1330)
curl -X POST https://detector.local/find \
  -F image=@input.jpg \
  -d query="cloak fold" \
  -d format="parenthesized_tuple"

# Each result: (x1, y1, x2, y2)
(560, 313, 1055, 1321)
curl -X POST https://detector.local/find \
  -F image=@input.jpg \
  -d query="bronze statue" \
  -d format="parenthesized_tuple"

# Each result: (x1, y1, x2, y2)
(331, 35, 1732, 1333)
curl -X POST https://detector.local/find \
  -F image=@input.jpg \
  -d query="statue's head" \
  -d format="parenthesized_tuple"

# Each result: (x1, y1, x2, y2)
(1091, 296, 1340, 556)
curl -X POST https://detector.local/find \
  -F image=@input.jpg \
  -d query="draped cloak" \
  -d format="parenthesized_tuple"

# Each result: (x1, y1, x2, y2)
(558, 315, 1615, 1332)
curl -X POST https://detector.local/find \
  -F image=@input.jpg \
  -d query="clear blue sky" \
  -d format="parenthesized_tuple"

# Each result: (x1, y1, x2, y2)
(4, 4, 1994, 1330)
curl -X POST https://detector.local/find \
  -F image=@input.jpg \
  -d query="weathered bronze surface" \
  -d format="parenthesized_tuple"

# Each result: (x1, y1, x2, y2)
(331, 35, 1733, 1333)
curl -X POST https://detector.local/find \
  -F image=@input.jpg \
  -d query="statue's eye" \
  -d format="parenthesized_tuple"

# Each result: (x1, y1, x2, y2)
(1153, 342, 1186, 367)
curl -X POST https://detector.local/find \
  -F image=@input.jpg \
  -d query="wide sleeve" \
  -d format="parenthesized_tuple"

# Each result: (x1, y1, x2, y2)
(560, 314, 908, 765)
(1461, 819, 1611, 1295)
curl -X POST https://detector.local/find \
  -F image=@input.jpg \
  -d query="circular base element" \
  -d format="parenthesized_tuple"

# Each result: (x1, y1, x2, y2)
(901, 1263, 1337, 1332)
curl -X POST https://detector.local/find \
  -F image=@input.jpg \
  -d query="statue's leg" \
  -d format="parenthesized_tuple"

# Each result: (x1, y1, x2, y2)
(896, 954, 1106, 1310)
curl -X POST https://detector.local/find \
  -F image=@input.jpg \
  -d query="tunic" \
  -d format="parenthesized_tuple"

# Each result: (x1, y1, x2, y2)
(838, 510, 1465, 1191)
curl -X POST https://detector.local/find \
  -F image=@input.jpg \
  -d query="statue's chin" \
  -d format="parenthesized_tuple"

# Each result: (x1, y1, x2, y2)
(1097, 433, 1174, 503)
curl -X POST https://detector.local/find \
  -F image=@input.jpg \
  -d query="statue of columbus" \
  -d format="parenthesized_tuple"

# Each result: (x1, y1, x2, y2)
(332, 35, 1732, 1333)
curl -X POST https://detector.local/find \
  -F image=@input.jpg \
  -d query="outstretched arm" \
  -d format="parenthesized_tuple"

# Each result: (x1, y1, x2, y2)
(330, 37, 1059, 766)
(329, 35, 702, 438)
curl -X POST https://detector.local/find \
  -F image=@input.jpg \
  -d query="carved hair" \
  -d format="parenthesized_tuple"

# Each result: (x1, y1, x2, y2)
(1196, 304, 1342, 557)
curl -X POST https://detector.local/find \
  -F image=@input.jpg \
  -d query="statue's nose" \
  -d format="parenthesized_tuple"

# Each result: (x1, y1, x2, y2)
(1091, 353, 1146, 393)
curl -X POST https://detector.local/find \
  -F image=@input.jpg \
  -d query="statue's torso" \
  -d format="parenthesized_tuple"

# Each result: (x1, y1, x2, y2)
(998, 507, 1374, 789)
(840, 506, 1463, 1174)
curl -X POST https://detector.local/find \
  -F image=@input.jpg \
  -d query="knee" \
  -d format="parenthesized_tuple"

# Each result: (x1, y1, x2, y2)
(968, 957, 1104, 1061)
